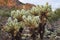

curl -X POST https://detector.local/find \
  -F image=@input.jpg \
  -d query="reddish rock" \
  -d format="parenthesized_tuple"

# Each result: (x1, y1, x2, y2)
(0, 0, 6, 6)
(0, 0, 35, 9)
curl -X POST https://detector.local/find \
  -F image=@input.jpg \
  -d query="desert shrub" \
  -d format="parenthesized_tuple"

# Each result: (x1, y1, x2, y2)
(0, 9, 11, 17)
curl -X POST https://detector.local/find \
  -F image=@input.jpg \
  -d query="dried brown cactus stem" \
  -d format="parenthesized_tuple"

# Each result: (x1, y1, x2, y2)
(39, 11, 48, 40)
(16, 15, 23, 22)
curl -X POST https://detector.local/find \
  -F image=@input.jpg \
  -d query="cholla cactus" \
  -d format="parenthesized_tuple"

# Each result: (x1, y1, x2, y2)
(30, 6, 40, 15)
(4, 17, 25, 33)
(10, 2, 52, 29)
(56, 27, 60, 33)
(2, 3, 58, 40)
(11, 9, 31, 21)
(22, 15, 40, 28)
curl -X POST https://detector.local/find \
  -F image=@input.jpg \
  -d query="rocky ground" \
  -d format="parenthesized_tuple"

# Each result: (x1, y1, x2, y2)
(0, 16, 8, 30)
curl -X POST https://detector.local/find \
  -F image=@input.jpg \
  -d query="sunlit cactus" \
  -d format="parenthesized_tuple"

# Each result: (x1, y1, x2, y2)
(30, 6, 40, 15)
(56, 27, 60, 33)
(4, 17, 24, 33)
(2, 2, 59, 40)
